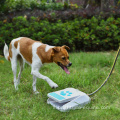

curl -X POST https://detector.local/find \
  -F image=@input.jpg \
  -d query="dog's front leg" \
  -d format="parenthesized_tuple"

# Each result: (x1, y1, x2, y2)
(32, 75, 39, 94)
(31, 69, 58, 92)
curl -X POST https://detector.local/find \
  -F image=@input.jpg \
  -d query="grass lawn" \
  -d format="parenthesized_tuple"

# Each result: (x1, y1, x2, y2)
(0, 52, 120, 120)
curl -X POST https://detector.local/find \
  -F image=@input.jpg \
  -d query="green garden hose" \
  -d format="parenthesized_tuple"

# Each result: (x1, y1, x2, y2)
(88, 47, 120, 96)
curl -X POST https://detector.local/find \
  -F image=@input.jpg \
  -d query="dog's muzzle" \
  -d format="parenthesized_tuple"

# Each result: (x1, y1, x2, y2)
(57, 62, 72, 74)
(68, 62, 72, 67)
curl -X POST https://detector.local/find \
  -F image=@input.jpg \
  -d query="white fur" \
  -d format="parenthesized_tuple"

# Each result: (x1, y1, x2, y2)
(3, 38, 58, 94)
(3, 43, 9, 61)
(45, 45, 54, 52)
(11, 37, 23, 44)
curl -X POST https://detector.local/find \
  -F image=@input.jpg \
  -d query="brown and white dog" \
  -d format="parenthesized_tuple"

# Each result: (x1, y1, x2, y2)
(3, 37, 72, 94)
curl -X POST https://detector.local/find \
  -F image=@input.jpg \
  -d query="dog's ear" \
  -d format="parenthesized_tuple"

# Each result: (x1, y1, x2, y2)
(62, 45, 70, 50)
(51, 47, 61, 56)
(53, 47, 61, 52)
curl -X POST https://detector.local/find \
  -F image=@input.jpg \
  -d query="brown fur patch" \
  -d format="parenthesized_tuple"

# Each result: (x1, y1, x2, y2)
(37, 45, 53, 64)
(14, 41, 18, 49)
(8, 56, 10, 61)
(19, 37, 36, 64)
(8, 43, 12, 61)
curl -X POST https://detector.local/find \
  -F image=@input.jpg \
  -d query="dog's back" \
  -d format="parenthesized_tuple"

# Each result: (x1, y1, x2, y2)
(4, 37, 38, 62)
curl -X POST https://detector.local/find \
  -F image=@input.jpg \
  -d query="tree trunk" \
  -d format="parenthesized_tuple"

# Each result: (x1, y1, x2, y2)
(47, 0, 55, 3)
(101, 0, 110, 11)
(83, 0, 101, 8)
(63, 0, 69, 4)
(83, 0, 111, 11)
(114, 0, 119, 6)
(83, 0, 89, 8)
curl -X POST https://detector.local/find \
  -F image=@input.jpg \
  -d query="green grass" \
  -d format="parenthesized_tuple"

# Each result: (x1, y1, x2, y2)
(0, 52, 120, 120)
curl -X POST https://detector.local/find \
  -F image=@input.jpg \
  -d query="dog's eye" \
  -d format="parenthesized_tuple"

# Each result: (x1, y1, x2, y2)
(68, 56, 69, 59)
(62, 57, 66, 60)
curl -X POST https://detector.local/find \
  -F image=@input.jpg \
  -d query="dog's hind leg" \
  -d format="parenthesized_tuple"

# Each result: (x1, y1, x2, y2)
(11, 57, 18, 90)
(18, 55, 25, 85)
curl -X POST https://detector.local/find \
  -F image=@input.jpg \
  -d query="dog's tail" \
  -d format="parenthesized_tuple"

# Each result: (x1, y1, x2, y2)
(3, 43, 10, 61)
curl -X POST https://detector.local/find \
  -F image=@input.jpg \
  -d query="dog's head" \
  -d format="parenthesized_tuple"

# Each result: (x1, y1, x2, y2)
(51, 45, 72, 74)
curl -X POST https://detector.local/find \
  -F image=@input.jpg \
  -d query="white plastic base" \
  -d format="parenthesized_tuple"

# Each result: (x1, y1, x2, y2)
(47, 88, 91, 112)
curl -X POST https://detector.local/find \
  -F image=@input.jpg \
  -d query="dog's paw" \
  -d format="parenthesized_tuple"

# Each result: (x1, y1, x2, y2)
(15, 86, 18, 90)
(50, 83, 58, 89)
(34, 91, 39, 94)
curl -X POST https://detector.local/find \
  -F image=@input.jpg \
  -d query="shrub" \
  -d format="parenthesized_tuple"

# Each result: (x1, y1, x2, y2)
(0, 16, 120, 54)
(0, 0, 64, 15)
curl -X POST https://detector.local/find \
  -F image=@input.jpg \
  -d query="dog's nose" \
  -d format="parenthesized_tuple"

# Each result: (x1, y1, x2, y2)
(68, 62, 72, 67)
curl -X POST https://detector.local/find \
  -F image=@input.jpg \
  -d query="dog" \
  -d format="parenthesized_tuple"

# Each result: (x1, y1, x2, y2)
(3, 37, 72, 94)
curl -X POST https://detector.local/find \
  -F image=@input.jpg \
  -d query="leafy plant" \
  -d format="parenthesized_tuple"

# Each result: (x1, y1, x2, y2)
(0, 16, 120, 54)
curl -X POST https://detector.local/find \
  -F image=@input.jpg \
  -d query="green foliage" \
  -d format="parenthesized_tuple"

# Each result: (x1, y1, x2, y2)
(0, 0, 8, 14)
(0, 16, 120, 54)
(0, 0, 64, 14)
